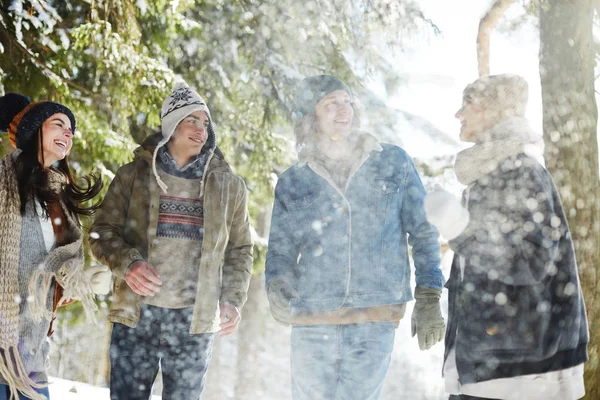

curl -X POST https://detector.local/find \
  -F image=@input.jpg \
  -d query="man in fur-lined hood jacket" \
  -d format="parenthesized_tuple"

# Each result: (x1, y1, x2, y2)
(425, 74, 588, 400)
(90, 83, 253, 400)
(265, 75, 445, 400)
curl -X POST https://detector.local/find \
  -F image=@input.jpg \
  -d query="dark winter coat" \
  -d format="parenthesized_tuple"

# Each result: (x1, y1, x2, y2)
(444, 153, 588, 384)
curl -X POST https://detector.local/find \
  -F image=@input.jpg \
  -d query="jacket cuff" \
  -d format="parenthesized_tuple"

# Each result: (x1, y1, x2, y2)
(114, 249, 144, 279)
(414, 286, 442, 299)
(220, 300, 241, 314)
(219, 290, 245, 309)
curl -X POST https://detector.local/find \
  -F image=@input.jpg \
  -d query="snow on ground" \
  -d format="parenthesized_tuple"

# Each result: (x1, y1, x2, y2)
(48, 376, 160, 399)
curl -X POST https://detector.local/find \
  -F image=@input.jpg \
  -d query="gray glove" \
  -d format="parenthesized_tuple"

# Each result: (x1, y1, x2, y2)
(411, 287, 445, 350)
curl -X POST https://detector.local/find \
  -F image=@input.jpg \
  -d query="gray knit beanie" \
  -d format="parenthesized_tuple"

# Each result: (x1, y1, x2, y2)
(295, 75, 353, 117)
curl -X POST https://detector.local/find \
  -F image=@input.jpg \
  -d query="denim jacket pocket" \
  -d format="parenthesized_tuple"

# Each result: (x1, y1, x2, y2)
(367, 178, 402, 222)
(285, 191, 321, 211)
(369, 179, 401, 195)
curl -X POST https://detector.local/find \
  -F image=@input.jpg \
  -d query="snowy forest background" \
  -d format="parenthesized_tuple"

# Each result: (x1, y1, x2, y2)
(0, 0, 599, 399)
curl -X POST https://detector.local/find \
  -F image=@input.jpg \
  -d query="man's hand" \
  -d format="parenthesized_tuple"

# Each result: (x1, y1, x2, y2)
(219, 303, 241, 337)
(124, 261, 162, 296)
(411, 287, 445, 350)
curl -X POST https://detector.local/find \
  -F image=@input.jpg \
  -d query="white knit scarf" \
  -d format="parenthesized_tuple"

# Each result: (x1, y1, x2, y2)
(454, 117, 544, 185)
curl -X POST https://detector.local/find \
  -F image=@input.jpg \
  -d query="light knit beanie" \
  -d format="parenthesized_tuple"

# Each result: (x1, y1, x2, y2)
(463, 74, 528, 120)
(153, 82, 214, 193)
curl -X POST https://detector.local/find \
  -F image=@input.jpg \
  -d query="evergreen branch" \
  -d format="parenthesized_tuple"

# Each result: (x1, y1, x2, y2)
(0, 23, 100, 98)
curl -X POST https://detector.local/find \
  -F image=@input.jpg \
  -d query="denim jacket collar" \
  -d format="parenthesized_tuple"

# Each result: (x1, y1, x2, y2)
(298, 132, 382, 195)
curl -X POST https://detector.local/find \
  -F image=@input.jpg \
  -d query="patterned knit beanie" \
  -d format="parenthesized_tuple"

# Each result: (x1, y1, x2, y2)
(153, 82, 216, 193)
(463, 74, 528, 119)
(295, 75, 353, 117)
(0, 92, 76, 149)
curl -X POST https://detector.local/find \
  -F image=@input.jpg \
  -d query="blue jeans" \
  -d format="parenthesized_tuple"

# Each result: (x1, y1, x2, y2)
(0, 384, 49, 400)
(291, 322, 396, 400)
(109, 304, 214, 400)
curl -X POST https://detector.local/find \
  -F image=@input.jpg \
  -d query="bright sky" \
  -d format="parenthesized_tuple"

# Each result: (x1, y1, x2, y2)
(368, 0, 543, 159)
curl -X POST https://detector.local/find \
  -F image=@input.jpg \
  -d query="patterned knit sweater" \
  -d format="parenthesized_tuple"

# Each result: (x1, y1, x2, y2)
(144, 163, 205, 309)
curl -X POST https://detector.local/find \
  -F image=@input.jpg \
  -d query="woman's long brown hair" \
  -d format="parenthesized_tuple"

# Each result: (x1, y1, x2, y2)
(14, 127, 103, 218)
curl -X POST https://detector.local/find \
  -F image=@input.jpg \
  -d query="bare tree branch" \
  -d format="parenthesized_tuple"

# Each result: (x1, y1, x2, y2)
(477, 0, 516, 77)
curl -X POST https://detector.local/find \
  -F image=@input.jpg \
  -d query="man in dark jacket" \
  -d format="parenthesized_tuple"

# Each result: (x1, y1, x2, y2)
(265, 75, 445, 400)
(90, 83, 253, 400)
(426, 74, 588, 400)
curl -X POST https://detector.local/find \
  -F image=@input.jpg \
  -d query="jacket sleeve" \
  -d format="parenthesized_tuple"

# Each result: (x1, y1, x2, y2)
(31, 236, 99, 321)
(220, 177, 254, 309)
(264, 178, 301, 316)
(401, 158, 444, 291)
(43, 239, 84, 281)
(449, 163, 561, 286)
(89, 166, 144, 280)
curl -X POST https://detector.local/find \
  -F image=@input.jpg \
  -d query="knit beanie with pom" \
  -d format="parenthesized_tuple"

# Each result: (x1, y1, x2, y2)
(152, 82, 216, 193)
(0, 93, 76, 149)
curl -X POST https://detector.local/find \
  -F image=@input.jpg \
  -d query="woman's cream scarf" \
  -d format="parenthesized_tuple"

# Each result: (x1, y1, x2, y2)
(454, 117, 544, 185)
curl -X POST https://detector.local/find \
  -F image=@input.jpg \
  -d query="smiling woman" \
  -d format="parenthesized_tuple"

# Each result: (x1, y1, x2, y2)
(40, 113, 73, 167)
(0, 93, 107, 400)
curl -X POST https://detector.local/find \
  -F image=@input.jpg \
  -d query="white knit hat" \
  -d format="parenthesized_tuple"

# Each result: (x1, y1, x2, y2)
(153, 82, 215, 193)
(160, 82, 211, 139)
(463, 74, 528, 119)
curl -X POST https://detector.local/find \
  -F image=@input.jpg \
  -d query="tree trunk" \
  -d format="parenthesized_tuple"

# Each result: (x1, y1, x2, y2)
(539, 1, 600, 398)
(477, 0, 516, 77)
(0, 136, 12, 158)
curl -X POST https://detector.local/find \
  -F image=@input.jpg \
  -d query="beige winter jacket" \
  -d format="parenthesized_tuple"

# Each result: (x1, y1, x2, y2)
(90, 133, 253, 334)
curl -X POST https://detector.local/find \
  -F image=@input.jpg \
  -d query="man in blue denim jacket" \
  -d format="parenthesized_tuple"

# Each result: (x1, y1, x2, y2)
(265, 75, 445, 400)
